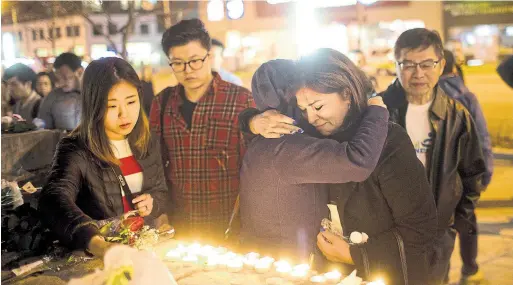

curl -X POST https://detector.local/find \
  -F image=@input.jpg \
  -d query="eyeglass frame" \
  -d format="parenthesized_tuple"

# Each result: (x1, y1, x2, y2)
(168, 53, 210, 73)
(396, 59, 441, 72)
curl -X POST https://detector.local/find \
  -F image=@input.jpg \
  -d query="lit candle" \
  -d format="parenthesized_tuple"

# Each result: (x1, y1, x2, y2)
(165, 250, 182, 261)
(254, 259, 272, 274)
(275, 263, 292, 277)
(243, 252, 260, 269)
(310, 275, 327, 283)
(204, 258, 218, 271)
(188, 243, 202, 255)
(227, 258, 244, 273)
(324, 270, 342, 283)
(289, 269, 308, 281)
(293, 264, 310, 272)
(182, 254, 198, 264)
(176, 244, 187, 254)
(367, 278, 385, 285)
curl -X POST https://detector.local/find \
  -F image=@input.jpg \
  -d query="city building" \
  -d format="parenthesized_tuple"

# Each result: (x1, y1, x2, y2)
(197, 0, 444, 72)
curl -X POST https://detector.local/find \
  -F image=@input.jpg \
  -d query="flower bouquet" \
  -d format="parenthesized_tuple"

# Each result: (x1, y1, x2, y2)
(96, 211, 163, 250)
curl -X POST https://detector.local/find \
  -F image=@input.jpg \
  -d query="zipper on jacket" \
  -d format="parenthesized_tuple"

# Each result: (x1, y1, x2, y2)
(392, 229, 409, 285)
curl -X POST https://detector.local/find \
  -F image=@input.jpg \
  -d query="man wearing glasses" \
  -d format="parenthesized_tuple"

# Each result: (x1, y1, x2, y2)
(380, 28, 486, 285)
(149, 19, 254, 243)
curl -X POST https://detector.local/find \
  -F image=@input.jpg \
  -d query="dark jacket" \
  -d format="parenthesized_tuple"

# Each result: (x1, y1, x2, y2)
(497, 55, 513, 88)
(331, 122, 438, 285)
(380, 80, 486, 234)
(439, 74, 493, 187)
(239, 106, 389, 260)
(39, 133, 169, 250)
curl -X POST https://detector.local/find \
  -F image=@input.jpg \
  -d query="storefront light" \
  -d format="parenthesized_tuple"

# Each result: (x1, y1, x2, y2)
(506, 26, 513, 37)
(2, 33, 16, 60)
(227, 0, 244, 20)
(208, 0, 225, 22)
(475, 25, 492, 37)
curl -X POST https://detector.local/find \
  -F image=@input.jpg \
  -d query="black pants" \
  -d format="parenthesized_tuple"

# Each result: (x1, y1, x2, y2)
(429, 229, 457, 285)
(453, 213, 479, 276)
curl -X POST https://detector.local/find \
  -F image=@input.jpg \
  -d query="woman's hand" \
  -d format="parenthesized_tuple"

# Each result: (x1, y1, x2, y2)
(316, 231, 354, 265)
(132, 194, 154, 217)
(249, 109, 302, 138)
(367, 96, 387, 109)
(87, 235, 115, 258)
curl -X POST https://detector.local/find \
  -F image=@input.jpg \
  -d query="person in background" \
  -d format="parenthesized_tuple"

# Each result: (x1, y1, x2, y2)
(497, 55, 513, 89)
(35, 72, 57, 98)
(2, 81, 13, 116)
(39, 57, 169, 257)
(140, 64, 155, 115)
(150, 19, 254, 242)
(379, 28, 486, 285)
(38, 52, 83, 131)
(438, 49, 493, 285)
(2, 63, 41, 121)
(211, 38, 244, 86)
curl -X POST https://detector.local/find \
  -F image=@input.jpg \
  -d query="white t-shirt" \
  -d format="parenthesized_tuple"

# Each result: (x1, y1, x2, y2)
(405, 101, 434, 167)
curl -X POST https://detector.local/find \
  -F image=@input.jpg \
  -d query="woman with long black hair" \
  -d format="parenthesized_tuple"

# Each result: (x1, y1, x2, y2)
(39, 57, 169, 257)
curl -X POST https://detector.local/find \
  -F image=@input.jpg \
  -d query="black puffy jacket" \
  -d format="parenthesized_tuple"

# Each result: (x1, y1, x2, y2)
(39, 133, 169, 250)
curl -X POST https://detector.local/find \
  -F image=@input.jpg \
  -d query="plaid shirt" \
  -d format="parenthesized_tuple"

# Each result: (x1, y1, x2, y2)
(150, 73, 254, 238)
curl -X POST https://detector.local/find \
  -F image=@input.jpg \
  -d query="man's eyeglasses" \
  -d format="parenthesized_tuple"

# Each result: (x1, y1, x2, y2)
(169, 54, 209, 72)
(397, 59, 440, 72)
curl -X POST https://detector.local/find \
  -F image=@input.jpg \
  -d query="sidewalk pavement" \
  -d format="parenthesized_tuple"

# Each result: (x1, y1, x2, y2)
(448, 157, 513, 285)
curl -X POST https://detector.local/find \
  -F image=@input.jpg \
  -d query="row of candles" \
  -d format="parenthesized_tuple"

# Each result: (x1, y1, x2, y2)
(165, 243, 385, 285)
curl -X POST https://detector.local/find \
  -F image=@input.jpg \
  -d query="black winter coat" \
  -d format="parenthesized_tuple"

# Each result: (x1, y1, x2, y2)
(330, 123, 438, 285)
(38, 133, 169, 250)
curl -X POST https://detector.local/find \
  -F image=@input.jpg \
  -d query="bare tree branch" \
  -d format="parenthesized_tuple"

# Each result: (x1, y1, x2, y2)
(79, 11, 120, 56)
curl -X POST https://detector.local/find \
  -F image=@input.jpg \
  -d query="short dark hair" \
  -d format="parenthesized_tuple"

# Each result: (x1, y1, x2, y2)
(37, 72, 57, 89)
(161, 18, 211, 56)
(442, 49, 455, 75)
(394, 28, 444, 61)
(296, 48, 374, 130)
(211, 38, 224, 50)
(2, 63, 37, 89)
(72, 57, 150, 165)
(54, 52, 82, 71)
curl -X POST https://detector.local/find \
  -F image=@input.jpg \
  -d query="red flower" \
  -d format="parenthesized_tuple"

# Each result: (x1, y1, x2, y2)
(122, 216, 144, 232)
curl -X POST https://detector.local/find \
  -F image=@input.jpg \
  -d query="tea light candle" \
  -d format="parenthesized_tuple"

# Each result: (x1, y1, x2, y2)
(293, 264, 310, 272)
(324, 270, 342, 283)
(310, 275, 327, 283)
(165, 250, 182, 261)
(227, 259, 244, 273)
(182, 254, 198, 264)
(254, 259, 272, 274)
(243, 252, 260, 269)
(204, 259, 218, 271)
(275, 264, 292, 277)
(367, 279, 385, 285)
(289, 269, 308, 281)
(246, 252, 260, 259)
(176, 244, 187, 254)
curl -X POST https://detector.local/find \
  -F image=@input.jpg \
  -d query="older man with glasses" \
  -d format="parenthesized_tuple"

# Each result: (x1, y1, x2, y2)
(149, 19, 254, 243)
(379, 28, 487, 285)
